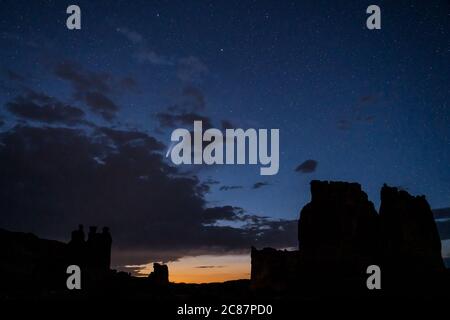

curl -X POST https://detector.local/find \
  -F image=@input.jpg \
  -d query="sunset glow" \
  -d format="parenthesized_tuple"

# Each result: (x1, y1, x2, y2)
(128, 254, 251, 283)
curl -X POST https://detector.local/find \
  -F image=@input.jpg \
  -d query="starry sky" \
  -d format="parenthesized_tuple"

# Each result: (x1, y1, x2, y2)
(0, 0, 449, 282)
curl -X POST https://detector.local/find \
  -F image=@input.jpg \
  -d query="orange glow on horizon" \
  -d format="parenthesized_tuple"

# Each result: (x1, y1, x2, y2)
(130, 254, 250, 283)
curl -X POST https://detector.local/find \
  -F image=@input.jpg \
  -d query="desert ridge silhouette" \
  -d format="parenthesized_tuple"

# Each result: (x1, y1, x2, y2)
(0, 224, 115, 295)
(0, 180, 448, 300)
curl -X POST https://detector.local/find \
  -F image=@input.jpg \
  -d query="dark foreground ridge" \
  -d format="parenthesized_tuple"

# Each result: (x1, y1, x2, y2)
(0, 180, 449, 300)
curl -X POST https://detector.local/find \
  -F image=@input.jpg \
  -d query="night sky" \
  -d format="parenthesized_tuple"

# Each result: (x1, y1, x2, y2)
(0, 0, 449, 281)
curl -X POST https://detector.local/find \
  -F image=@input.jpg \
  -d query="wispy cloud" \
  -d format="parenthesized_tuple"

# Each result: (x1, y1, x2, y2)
(252, 181, 271, 189)
(295, 160, 318, 173)
(116, 27, 144, 44)
(117, 27, 173, 66)
(195, 265, 224, 269)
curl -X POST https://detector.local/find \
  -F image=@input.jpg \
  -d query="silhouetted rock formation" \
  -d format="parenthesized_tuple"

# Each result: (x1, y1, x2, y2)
(299, 181, 380, 274)
(0, 225, 112, 296)
(434, 207, 450, 268)
(148, 263, 169, 286)
(0, 180, 447, 300)
(0, 224, 177, 299)
(379, 184, 444, 272)
(85, 226, 112, 279)
(378, 185, 446, 295)
(68, 224, 86, 269)
(67, 225, 113, 287)
(251, 180, 448, 297)
(0, 229, 67, 294)
(250, 247, 299, 291)
(68, 225, 112, 272)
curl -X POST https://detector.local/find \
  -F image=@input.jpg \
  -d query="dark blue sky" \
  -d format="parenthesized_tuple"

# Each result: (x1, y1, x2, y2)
(1, 0, 449, 231)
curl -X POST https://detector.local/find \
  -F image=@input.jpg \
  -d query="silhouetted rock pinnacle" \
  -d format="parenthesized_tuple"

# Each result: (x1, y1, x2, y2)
(379, 184, 445, 272)
(148, 263, 169, 286)
(298, 180, 380, 272)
